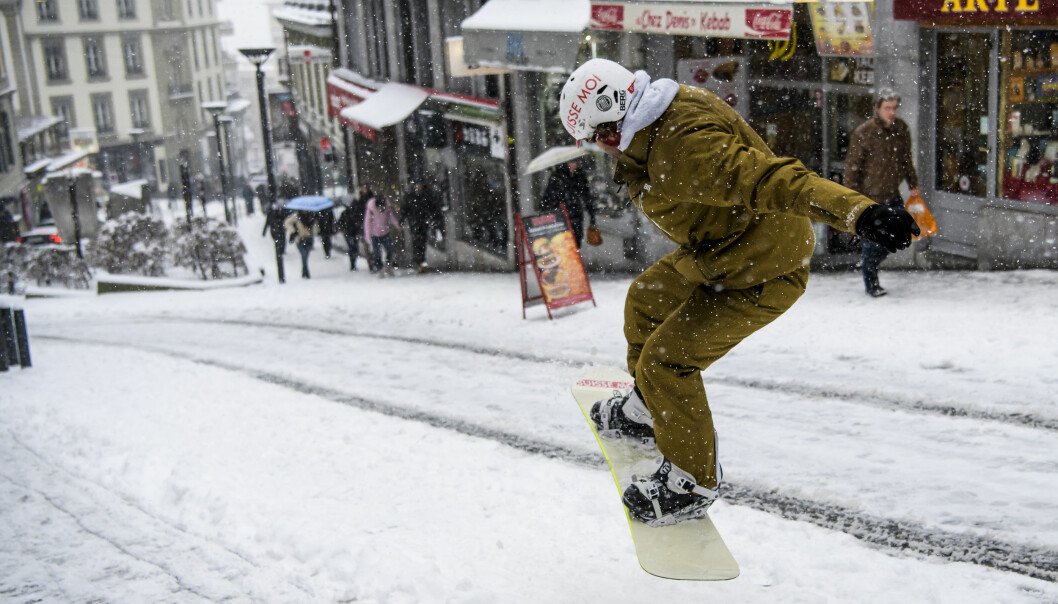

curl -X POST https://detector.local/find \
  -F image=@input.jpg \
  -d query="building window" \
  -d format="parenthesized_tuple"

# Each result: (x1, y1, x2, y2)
(191, 32, 199, 70)
(998, 29, 1058, 205)
(130, 90, 150, 128)
(160, 0, 175, 20)
(42, 39, 67, 81)
(92, 93, 114, 134)
(123, 37, 143, 75)
(84, 37, 107, 78)
(79, 0, 99, 20)
(51, 97, 74, 137)
(37, 0, 58, 22)
(0, 111, 13, 174)
(935, 32, 989, 198)
(117, 0, 136, 19)
(0, 30, 7, 81)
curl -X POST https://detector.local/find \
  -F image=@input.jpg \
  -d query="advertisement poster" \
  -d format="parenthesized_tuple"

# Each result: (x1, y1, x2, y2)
(808, 2, 874, 57)
(515, 211, 595, 319)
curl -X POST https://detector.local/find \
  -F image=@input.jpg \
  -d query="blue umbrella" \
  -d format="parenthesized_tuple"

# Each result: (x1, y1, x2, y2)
(284, 195, 334, 212)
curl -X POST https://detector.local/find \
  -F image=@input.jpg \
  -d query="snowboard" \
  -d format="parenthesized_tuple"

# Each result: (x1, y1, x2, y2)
(572, 366, 740, 581)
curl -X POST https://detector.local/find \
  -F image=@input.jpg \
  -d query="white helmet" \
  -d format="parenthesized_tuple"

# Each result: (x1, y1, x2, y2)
(559, 58, 636, 141)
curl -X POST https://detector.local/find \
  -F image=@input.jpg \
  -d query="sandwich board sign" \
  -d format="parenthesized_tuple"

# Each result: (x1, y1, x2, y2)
(515, 206, 596, 319)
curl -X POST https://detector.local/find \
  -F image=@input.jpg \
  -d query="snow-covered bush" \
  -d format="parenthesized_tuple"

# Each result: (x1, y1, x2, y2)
(90, 212, 170, 276)
(171, 217, 247, 280)
(22, 246, 92, 289)
(0, 242, 30, 294)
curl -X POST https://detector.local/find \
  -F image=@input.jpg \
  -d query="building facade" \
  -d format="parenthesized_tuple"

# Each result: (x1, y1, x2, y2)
(275, 0, 1055, 272)
(21, 0, 227, 191)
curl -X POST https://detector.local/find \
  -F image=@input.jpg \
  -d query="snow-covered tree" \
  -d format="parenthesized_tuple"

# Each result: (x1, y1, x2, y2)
(90, 212, 171, 276)
(22, 246, 92, 289)
(0, 242, 31, 294)
(171, 217, 247, 280)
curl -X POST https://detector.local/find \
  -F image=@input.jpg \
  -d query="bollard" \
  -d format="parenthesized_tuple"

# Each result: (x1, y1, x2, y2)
(13, 309, 30, 368)
(0, 307, 14, 370)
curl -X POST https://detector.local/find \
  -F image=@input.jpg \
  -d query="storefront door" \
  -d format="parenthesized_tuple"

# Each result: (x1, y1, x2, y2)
(930, 31, 998, 253)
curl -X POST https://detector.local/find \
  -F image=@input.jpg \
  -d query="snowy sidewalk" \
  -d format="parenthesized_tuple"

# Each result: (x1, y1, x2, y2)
(3, 212, 1058, 602)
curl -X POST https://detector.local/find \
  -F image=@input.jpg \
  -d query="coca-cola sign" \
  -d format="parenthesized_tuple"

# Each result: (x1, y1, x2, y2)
(744, 9, 792, 39)
(590, 4, 624, 30)
(589, 2, 791, 40)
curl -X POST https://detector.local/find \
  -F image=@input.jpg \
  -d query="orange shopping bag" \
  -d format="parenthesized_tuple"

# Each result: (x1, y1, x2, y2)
(905, 193, 938, 239)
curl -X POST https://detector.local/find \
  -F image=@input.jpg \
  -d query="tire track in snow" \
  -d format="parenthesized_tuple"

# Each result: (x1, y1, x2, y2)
(37, 334, 1058, 583)
(162, 316, 1058, 433)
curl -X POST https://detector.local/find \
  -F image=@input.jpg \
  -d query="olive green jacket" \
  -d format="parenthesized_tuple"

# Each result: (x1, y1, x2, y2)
(614, 85, 875, 289)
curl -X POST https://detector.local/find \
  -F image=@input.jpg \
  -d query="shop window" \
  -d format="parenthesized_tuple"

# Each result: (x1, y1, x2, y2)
(827, 92, 873, 169)
(935, 32, 990, 198)
(747, 5, 821, 83)
(748, 87, 823, 172)
(998, 29, 1058, 206)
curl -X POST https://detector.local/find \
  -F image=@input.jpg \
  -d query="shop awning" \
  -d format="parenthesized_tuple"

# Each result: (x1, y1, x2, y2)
(338, 83, 431, 131)
(460, 0, 590, 73)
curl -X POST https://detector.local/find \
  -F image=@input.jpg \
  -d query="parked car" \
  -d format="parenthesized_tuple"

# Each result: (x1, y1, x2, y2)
(17, 220, 62, 245)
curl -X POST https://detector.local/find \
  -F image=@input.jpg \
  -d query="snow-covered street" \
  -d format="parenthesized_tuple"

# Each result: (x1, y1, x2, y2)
(3, 214, 1058, 602)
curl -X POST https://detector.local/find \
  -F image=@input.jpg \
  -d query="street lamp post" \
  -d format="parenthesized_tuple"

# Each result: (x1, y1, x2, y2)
(219, 115, 237, 223)
(202, 100, 232, 225)
(239, 47, 283, 284)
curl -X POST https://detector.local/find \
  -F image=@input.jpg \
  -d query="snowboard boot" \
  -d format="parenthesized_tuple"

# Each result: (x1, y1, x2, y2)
(590, 387, 655, 447)
(622, 456, 720, 527)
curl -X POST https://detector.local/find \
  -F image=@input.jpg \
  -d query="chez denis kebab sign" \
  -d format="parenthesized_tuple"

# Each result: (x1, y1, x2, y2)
(589, 2, 793, 39)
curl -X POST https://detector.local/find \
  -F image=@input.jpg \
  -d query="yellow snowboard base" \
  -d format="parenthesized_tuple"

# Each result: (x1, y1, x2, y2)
(572, 366, 740, 581)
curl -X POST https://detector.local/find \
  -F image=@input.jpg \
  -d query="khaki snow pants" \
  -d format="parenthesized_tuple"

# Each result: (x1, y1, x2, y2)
(625, 252, 809, 488)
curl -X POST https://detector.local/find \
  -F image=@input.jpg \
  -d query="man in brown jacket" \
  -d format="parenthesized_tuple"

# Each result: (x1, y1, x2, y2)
(844, 88, 920, 297)
(559, 59, 919, 526)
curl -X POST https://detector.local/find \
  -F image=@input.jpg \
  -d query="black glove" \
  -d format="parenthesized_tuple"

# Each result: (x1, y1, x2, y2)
(855, 204, 920, 253)
(289, 232, 297, 244)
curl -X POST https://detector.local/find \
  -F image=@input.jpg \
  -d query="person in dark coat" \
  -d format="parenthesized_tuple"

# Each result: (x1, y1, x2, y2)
(0, 205, 17, 243)
(336, 193, 367, 270)
(401, 181, 442, 271)
(263, 205, 288, 258)
(844, 87, 921, 298)
(541, 160, 596, 248)
(355, 184, 376, 271)
(318, 207, 335, 259)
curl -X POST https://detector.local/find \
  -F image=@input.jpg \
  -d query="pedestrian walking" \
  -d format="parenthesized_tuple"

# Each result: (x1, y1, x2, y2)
(401, 180, 443, 272)
(541, 160, 596, 248)
(363, 194, 402, 277)
(318, 207, 335, 259)
(559, 58, 918, 526)
(284, 210, 318, 279)
(844, 87, 921, 297)
(263, 205, 288, 258)
(336, 194, 366, 270)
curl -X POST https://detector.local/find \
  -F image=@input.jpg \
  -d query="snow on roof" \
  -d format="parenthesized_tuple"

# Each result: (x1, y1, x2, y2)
(16, 115, 64, 142)
(339, 83, 430, 130)
(226, 99, 253, 114)
(461, 0, 590, 33)
(109, 179, 149, 199)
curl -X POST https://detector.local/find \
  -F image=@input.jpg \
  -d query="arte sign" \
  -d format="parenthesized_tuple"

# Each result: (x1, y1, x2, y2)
(590, 3, 791, 40)
(894, 0, 1058, 20)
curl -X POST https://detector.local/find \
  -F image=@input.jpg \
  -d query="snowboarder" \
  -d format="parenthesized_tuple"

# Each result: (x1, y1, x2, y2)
(559, 58, 919, 526)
